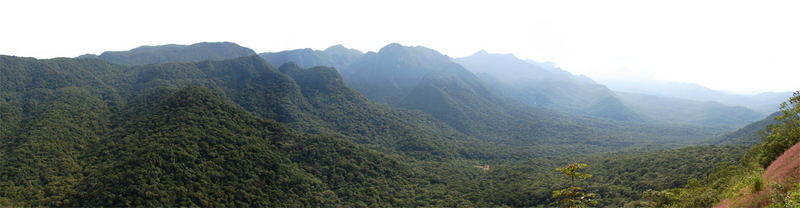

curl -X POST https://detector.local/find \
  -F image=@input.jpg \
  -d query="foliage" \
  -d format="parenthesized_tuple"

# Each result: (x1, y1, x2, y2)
(757, 91, 800, 168)
(456, 144, 747, 207)
(551, 163, 597, 208)
(648, 92, 800, 207)
(773, 183, 800, 208)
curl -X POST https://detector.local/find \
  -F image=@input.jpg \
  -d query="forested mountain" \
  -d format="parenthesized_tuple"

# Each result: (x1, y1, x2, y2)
(2, 42, 790, 207)
(78, 42, 256, 65)
(0, 55, 479, 206)
(455, 51, 641, 121)
(616, 92, 765, 127)
(73, 85, 390, 206)
(710, 111, 781, 145)
(0, 83, 428, 206)
(259, 44, 363, 70)
(3, 53, 569, 206)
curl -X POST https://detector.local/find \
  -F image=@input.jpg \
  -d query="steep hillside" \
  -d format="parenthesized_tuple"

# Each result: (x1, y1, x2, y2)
(711, 112, 781, 145)
(712, 142, 800, 208)
(79, 42, 256, 65)
(260, 44, 363, 70)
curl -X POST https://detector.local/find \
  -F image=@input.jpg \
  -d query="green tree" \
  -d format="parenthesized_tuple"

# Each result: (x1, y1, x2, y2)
(552, 163, 597, 208)
(758, 91, 800, 168)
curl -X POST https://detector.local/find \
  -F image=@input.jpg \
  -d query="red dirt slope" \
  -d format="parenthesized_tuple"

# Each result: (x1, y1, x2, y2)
(764, 141, 800, 185)
(714, 141, 800, 208)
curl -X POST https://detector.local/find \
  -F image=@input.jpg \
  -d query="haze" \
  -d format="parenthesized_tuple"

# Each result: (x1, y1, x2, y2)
(1, 0, 798, 93)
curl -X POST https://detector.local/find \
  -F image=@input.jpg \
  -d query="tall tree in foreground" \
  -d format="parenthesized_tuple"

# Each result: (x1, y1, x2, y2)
(551, 163, 597, 208)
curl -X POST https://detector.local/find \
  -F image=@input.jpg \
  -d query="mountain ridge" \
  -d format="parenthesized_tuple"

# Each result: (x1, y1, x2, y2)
(78, 42, 256, 65)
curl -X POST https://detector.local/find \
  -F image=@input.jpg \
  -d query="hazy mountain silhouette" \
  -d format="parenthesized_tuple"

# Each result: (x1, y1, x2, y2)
(78, 42, 256, 65)
(455, 51, 641, 121)
(337, 44, 726, 149)
(259, 44, 363, 70)
(615, 92, 764, 126)
(595, 76, 791, 114)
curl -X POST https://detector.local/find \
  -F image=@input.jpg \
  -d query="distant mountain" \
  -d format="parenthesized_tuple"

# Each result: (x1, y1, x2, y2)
(259, 45, 363, 70)
(456, 50, 579, 83)
(339, 44, 725, 150)
(615, 92, 764, 127)
(78, 42, 256, 65)
(343, 43, 529, 139)
(341, 43, 479, 105)
(455, 51, 641, 121)
(596, 79, 791, 114)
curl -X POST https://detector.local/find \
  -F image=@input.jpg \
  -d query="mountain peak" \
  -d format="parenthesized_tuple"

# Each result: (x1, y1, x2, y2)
(374, 43, 450, 62)
(472, 50, 489, 56)
(324, 44, 347, 52)
(324, 44, 363, 55)
(379, 43, 406, 53)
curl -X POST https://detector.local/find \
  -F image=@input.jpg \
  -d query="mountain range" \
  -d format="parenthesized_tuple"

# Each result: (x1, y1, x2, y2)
(454, 50, 641, 121)
(595, 76, 790, 114)
(262, 43, 769, 128)
(1, 41, 793, 206)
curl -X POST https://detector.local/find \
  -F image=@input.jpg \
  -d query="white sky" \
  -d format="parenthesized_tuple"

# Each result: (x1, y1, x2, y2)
(1, 0, 799, 93)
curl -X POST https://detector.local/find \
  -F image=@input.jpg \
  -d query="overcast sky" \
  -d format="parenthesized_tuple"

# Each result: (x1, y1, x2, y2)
(2, 0, 799, 93)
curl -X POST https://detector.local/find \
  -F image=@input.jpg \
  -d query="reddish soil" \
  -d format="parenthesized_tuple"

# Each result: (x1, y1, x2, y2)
(765, 141, 800, 185)
(713, 198, 731, 208)
(717, 141, 800, 207)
